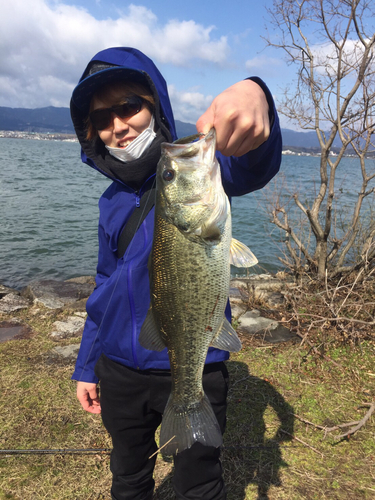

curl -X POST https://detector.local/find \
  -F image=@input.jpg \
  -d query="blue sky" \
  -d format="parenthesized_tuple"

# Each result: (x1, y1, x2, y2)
(1, 0, 294, 127)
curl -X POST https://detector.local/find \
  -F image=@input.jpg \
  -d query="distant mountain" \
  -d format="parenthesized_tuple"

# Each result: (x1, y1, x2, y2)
(0, 106, 199, 138)
(0, 106, 74, 134)
(174, 120, 196, 137)
(281, 129, 344, 149)
(0, 105, 342, 149)
(282, 129, 320, 148)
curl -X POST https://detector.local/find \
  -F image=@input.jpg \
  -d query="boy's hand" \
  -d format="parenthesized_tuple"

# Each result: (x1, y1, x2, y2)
(77, 381, 101, 414)
(196, 79, 270, 157)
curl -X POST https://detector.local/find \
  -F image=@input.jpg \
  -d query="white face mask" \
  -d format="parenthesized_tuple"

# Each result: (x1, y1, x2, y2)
(105, 115, 157, 162)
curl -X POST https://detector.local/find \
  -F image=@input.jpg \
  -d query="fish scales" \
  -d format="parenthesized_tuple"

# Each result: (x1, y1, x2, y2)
(151, 213, 231, 402)
(139, 129, 258, 455)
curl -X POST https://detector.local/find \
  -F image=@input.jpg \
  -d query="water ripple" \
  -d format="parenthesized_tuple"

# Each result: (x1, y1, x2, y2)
(1, 138, 373, 289)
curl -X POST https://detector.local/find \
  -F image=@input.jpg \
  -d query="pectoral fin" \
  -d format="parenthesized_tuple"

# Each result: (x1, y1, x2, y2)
(230, 238, 258, 268)
(210, 318, 242, 352)
(139, 308, 167, 351)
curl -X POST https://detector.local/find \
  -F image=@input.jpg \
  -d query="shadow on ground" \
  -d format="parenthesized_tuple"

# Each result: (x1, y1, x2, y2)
(153, 361, 294, 500)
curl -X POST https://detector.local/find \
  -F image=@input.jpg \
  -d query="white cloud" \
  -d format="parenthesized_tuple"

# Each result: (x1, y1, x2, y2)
(167, 85, 213, 124)
(245, 56, 283, 75)
(0, 0, 230, 108)
(309, 39, 374, 77)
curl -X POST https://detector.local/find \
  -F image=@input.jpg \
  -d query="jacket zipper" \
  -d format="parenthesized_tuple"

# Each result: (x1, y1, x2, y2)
(135, 192, 141, 207)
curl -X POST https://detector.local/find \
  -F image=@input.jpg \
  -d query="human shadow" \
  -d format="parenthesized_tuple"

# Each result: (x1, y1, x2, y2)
(153, 360, 294, 500)
(222, 361, 295, 499)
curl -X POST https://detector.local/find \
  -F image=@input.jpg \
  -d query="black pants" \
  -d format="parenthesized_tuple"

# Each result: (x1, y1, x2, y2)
(95, 354, 229, 500)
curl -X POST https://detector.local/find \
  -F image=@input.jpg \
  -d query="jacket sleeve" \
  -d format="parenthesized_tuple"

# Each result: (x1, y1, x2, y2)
(218, 77, 282, 198)
(71, 219, 118, 383)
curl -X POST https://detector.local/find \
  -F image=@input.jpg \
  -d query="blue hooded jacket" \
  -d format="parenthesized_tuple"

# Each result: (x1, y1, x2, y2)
(70, 47, 282, 383)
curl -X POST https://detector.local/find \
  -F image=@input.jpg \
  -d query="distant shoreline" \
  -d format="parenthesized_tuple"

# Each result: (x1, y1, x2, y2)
(0, 130, 78, 142)
(1, 130, 374, 159)
(0, 130, 320, 156)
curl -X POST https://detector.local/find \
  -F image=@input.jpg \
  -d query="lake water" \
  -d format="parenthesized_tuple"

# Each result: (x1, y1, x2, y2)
(1, 138, 374, 289)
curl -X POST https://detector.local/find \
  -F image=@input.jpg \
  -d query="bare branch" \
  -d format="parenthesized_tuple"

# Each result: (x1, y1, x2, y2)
(292, 402, 375, 440)
(326, 402, 375, 440)
(264, 0, 375, 280)
(280, 429, 324, 456)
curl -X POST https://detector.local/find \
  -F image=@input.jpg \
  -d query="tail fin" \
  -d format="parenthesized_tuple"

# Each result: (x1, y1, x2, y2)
(159, 393, 222, 455)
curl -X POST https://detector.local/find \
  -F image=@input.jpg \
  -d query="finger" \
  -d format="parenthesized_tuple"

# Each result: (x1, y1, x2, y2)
(196, 107, 214, 136)
(79, 395, 101, 414)
(221, 128, 256, 157)
(86, 404, 102, 414)
(88, 387, 99, 400)
(220, 118, 270, 157)
(78, 395, 91, 412)
(87, 388, 101, 411)
(77, 386, 101, 413)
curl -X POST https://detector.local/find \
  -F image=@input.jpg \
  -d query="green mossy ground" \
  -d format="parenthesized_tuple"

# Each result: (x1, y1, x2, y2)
(0, 298, 374, 499)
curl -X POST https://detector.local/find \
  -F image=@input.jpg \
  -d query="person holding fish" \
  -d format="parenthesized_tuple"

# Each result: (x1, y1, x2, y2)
(70, 47, 282, 500)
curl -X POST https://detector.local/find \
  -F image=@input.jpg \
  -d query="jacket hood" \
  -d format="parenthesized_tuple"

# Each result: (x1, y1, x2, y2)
(70, 47, 177, 187)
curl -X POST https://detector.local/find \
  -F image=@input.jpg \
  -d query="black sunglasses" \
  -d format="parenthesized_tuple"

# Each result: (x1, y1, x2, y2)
(89, 96, 144, 130)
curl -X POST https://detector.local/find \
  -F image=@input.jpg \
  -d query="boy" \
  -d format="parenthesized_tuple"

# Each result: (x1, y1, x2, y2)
(70, 46, 281, 500)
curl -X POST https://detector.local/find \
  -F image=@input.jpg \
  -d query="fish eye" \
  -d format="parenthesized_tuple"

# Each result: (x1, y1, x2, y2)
(163, 169, 175, 182)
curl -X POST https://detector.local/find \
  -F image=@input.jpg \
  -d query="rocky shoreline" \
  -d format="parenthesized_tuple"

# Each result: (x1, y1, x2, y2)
(0, 274, 299, 358)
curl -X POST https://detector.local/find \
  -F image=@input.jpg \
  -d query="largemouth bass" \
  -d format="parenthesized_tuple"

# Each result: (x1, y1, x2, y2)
(139, 129, 257, 455)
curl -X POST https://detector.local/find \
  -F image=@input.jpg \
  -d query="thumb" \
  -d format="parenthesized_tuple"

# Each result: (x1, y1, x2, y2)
(196, 106, 214, 135)
(88, 386, 99, 401)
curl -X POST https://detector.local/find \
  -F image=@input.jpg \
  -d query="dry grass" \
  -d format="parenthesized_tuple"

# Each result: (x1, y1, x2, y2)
(0, 286, 374, 499)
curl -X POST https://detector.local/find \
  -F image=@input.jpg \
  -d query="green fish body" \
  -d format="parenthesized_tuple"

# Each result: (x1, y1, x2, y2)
(139, 129, 257, 455)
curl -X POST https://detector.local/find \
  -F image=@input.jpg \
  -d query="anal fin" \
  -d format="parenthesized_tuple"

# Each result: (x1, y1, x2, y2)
(210, 318, 242, 352)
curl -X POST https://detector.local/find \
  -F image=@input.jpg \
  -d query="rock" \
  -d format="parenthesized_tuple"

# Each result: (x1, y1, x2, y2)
(21, 279, 95, 310)
(262, 324, 299, 343)
(230, 302, 248, 320)
(65, 298, 90, 313)
(248, 275, 284, 298)
(267, 292, 286, 308)
(229, 275, 292, 329)
(0, 284, 19, 299)
(245, 274, 293, 308)
(51, 344, 80, 361)
(229, 283, 250, 316)
(0, 320, 33, 342)
(230, 279, 250, 301)
(230, 278, 250, 289)
(74, 311, 87, 318)
(229, 287, 244, 300)
(239, 311, 279, 334)
(50, 316, 85, 339)
(0, 293, 31, 314)
(245, 309, 261, 318)
(65, 276, 96, 285)
(238, 310, 299, 344)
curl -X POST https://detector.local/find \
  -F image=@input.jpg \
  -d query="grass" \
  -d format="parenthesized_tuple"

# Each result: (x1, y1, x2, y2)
(0, 300, 374, 499)
(221, 342, 375, 499)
